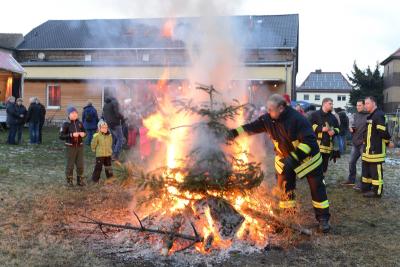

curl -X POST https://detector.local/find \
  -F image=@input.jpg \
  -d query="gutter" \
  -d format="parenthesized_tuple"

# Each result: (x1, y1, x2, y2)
(16, 46, 297, 51)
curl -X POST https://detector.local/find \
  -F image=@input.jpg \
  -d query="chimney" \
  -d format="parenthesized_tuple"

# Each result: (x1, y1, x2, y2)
(315, 69, 322, 74)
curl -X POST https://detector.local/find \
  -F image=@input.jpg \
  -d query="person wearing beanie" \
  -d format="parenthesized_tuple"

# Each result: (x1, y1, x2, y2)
(15, 98, 27, 144)
(59, 105, 86, 186)
(82, 100, 99, 146)
(90, 120, 114, 183)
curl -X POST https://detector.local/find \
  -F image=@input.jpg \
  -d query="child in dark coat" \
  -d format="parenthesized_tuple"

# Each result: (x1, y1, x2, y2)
(59, 106, 86, 186)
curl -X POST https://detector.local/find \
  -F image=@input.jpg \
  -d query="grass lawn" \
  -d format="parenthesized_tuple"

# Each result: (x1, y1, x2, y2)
(0, 127, 399, 266)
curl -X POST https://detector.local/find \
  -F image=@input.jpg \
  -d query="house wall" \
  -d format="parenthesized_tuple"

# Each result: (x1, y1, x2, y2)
(22, 81, 103, 123)
(383, 59, 400, 113)
(296, 92, 350, 109)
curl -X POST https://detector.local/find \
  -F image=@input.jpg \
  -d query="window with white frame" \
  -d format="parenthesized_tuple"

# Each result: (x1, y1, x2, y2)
(315, 94, 320, 101)
(337, 95, 346, 101)
(47, 84, 61, 108)
(304, 94, 309, 101)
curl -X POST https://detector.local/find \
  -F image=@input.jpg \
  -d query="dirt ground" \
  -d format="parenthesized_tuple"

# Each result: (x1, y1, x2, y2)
(1, 128, 400, 267)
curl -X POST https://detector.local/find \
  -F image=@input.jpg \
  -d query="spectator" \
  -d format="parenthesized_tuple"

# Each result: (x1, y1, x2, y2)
(5, 96, 18, 144)
(91, 120, 114, 183)
(82, 100, 99, 146)
(37, 98, 46, 144)
(305, 104, 317, 121)
(102, 97, 125, 161)
(26, 97, 42, 144)
(341, 100, 369, 188)
(295, 104, 305, 115)
(15, 98, 27, 144)
(336, 108, 349, 153)
(59, 106, 86, 186)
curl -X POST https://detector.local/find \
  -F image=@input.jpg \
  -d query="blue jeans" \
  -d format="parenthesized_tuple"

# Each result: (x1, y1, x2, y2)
(338, 135, 346, 154)
(348, 144, 363, 183)
(110, 125, 125, 158)
(29, 122, 40, 144)
(7, 124, 17, 144)
(85, 129, 96, 145)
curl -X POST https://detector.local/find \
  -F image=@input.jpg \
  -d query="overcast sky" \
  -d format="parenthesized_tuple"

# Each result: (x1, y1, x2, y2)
(1, 0, 399, 85)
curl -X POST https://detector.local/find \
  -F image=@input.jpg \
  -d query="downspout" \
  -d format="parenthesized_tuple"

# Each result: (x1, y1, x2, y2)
(21, 72, 25, 98)
(285, 63, 288, 94)
(291, 47, 297, 101)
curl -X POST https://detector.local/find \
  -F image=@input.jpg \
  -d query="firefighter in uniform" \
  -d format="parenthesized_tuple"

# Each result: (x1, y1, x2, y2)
(362, 96, 394, 198)
(228, 94, 331, 233)
(309, 98, 340, 174)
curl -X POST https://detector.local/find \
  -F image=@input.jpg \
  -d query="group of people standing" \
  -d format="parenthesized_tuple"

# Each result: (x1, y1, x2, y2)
(60, 96, 146, 186)
(5, 96, 46, 145)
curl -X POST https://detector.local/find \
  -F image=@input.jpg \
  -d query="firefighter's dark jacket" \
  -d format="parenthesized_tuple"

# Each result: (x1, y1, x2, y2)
(59, 119, 86, 146)
(235, 106, 322, 178)
(309, 110, 340, 154)
(362, 109, 391, 163)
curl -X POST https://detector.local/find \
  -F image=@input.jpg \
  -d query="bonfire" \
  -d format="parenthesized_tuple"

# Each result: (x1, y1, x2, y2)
(81, 84, 311, 257)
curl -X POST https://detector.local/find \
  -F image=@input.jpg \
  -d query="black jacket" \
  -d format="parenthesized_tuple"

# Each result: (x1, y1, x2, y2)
(6, 102, 18, 125)
(338, 111, 349, 136)
(38, 103, 46, 124)
(59, 119, 86, 146)
(351, 111, 369, 146)
(310, 110, 340, 154)
(15, 104, 27, 125)
(362, 109, 391, 163)
(102, 97, 124, 128)
(27, 103, 43, 124)
(82, 104, 99, 130)
(237, 106, 322, 178)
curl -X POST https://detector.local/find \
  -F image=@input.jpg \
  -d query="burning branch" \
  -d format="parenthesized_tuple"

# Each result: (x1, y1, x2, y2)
(80, 214, 203, 244)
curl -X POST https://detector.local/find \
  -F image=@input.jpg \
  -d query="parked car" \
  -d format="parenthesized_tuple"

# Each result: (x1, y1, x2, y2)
(0, 102, 7, 129)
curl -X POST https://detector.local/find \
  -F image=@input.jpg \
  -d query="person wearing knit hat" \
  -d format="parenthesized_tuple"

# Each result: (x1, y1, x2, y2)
(90, 119, 114, 183)
(82, 100, 99, 146)
(66, 106, 78, 117)
(59, 105, 86, 186)
(15, 98, 27, 144)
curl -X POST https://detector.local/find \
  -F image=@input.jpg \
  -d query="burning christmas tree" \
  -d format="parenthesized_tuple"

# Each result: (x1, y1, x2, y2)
(81, 84, 311, 256)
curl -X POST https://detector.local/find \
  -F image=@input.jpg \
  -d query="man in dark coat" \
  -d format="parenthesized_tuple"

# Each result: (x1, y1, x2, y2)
(15, 98, 27, 144)
(82, 100, 99, 146)
(37, 99, 46, 144)
(309, 98, 340, 174)
(336, 107, 349, 153)
(26, 97, 42, 144)
(102, 97, 125, 160)
(6, 96, 18, 144)
(228, 94, 331, 233)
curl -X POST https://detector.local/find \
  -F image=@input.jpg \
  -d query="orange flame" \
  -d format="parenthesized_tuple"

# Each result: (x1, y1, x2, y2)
(139, 69, 273, 253)
(162, 19, 175, 38)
